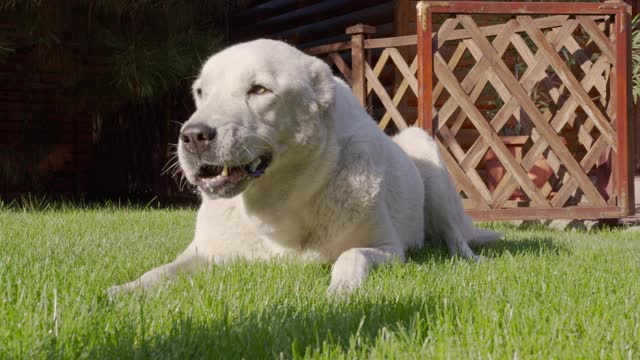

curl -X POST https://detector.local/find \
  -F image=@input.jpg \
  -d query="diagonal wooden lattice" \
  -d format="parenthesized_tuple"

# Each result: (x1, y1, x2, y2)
(308, 1, 633, 220)
(323, 52, 353, 85)
(430, 13, 618, 210)
(365, 48, 418, 131)
(312, 41, 420, 132)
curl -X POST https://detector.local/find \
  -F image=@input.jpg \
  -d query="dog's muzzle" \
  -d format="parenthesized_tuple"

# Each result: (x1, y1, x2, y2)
(179, 123, 272, 196)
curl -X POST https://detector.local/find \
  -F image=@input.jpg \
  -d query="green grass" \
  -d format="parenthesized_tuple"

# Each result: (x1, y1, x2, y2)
(1, 205, 639, 359)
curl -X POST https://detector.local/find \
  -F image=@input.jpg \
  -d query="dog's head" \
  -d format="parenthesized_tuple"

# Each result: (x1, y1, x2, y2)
(178, 39, 335, 198)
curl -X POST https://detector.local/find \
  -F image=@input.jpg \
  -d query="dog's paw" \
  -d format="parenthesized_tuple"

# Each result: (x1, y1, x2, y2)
(327, 269, 364, 296)
(106, 281, 138, 298)
(473, 254, 491, 262)
(106, 285, 124, 298)
(327, 279, 359, 296)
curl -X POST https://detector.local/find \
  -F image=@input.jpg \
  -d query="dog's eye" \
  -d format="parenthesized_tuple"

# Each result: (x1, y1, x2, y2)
(195, 88, 202, 97)
(248, 85, 269, 95)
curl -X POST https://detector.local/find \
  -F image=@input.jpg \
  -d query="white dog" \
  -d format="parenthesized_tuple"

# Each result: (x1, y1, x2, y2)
(109, 39, 500, 295)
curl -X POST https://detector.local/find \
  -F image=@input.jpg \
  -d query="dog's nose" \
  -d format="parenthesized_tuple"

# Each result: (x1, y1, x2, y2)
(180, 123, 216, 154)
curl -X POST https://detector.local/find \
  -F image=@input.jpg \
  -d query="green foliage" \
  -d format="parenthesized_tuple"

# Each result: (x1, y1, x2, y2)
(1, 1, 225, 100)
(632, 14, 640, 104)
(0, 0, 40, 11)
(0, 36, 13, 63)
(1, 208, 639, 358)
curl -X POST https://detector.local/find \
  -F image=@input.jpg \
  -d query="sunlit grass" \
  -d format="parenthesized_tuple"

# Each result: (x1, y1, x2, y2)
(1, 204, 639, 358)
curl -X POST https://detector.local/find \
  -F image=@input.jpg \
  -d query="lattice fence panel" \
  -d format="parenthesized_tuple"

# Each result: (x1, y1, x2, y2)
(364, 47, 419, 133)
(418, 1, 634, 220)
(309, 37, 421, 134)
(308, 1, 633, 220)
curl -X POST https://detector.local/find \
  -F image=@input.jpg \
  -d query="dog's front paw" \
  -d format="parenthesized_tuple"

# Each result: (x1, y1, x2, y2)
(327, 278, 360, 296)
(107, 285, 124, 298)
(472, 254, 490, 262)
(106, 281, 138, 298)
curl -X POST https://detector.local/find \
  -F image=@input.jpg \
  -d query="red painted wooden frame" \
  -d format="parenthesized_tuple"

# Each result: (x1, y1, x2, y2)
(416, 1, 635, 220)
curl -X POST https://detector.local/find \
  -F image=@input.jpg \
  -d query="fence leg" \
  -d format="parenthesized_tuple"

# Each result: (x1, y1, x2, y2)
(346, 24, 376, 107)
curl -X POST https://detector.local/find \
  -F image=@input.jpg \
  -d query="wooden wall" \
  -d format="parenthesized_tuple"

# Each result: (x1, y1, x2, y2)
(231, 0, 399, 48)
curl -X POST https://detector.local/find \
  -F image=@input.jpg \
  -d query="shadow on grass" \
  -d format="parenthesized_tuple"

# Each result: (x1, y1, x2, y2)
(405, 234, 570, 264)
(481, 236, 570, 258)
(82, 293, 439, 359)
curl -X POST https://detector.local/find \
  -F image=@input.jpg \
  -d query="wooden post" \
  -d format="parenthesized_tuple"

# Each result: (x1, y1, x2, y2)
(617, 0, 640, 172)
(394, 0, 412, 125)
(416, 1, 433, 133)
(616, 4, 635, 215)
(346, 24, 376, 107)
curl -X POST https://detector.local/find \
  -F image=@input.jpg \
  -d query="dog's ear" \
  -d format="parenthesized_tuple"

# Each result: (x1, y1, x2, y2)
(307, 57, 335, 112)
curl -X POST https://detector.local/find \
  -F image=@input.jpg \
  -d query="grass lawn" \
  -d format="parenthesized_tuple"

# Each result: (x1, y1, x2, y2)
(1, 204, 639, 359)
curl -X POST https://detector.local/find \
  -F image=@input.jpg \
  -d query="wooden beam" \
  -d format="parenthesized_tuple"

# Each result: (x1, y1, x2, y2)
(428, 1, 630, 15)
(347, 24, 376, 107)
(467, 206, 625, 221)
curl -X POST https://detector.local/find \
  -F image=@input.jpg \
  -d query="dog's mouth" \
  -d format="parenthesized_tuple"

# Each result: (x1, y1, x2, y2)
(195, 155, 272, 194)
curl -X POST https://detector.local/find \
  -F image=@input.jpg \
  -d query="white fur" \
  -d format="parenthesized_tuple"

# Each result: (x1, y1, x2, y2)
(108, 39, 500, 296)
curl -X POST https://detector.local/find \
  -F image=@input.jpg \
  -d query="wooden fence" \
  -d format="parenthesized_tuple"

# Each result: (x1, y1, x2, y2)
(308, 25, 421, 132)
(307, 1, 635, 220)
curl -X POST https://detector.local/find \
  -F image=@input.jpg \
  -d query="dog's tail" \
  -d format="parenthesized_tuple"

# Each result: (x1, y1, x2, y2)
(467, 227, 502, 245)
(392, 127, 502, 251)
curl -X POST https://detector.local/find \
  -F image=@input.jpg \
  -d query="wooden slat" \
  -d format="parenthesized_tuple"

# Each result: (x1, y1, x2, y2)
(436, 20, 520, 130)
(451, 33, 562, 205)
(306, 41, 351, 56)
(614, 7, 634, 215)
(467, 206, 624, 221)
(379, 55, 418, 130)
(438, 126, 493, 201)
(430, 2, 626, 15)
(492, 56, 611, 208)
(365, 62, 408, 130)
(457, 14, 606, 206)
(367, 49, 389, 94)
(458, 20, 578, 173)
(435, 17, 461, 48)
(328, 52, 352, 84)
(442, 15, 572, 42)
(386, 47, 418, 95)
(365, 35, 417, 49)
(436, 138, 491, 209)
(434, 52, 551, 207)
(510, 33, 564, 104)
(490, 32, 611, 205)
(576, 15, 617, 66)
(517, 15, 617, 147)
(551, 26, 599, 148)
(551, 136, 610, 207)
(416, 1, 433, 131)
(431, 17, 462, 105)
(431, 40, 467, 106)
(439, 126, 469, 163)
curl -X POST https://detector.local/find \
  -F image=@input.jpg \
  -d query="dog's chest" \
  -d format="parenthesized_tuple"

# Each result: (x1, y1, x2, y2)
(242, 206, 309, 247)
(244, 204, 339, 252)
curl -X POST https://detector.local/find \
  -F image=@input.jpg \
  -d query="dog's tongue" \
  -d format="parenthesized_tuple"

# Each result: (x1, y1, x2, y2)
(226, 167, 248, 183)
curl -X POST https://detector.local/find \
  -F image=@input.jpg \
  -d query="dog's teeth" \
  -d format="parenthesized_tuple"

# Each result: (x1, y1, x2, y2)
(249, 158, 262, 172)
(222, 165, 229, 177)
